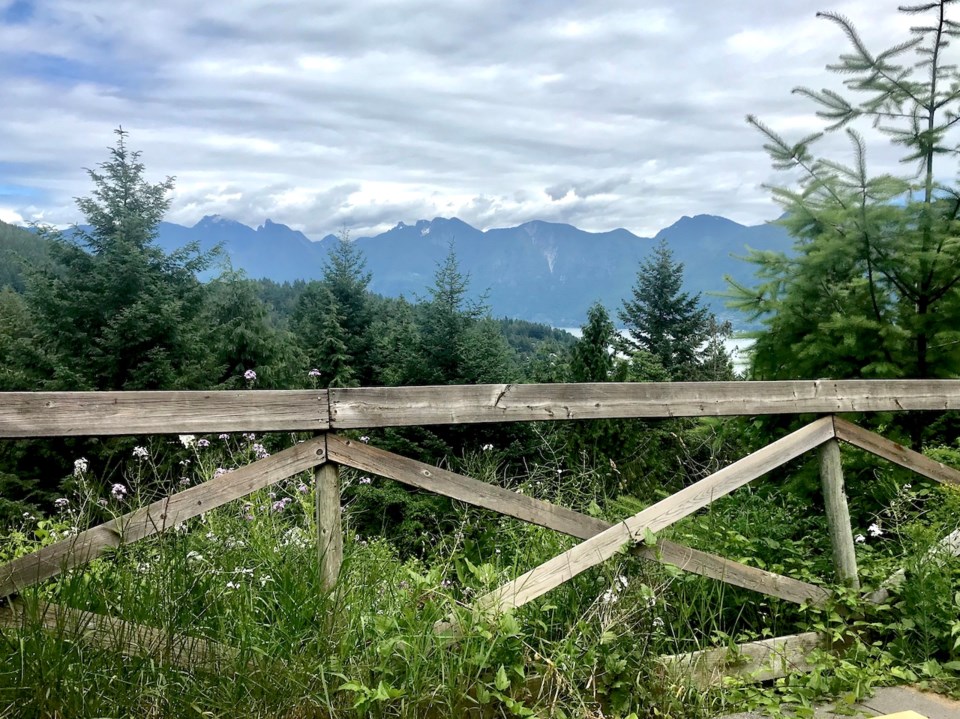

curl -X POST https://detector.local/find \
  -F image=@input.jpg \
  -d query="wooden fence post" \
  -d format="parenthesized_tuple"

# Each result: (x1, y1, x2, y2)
(818, 434, 860, 590)
(315, 459, 343, 591)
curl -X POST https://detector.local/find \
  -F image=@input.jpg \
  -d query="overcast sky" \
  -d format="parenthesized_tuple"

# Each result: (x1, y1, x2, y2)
(0, 0, 938, 238)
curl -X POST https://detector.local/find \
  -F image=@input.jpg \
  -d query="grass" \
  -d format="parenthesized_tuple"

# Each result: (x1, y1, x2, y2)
(0, 430, 958, 717)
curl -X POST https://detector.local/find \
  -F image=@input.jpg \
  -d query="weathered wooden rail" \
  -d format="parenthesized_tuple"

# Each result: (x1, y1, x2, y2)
(2, 380, 960, 684)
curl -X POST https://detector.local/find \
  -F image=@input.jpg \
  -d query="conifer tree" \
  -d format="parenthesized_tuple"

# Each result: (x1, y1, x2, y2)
(27, 128, 213, 390)
(619, 239, 712, 379)
(570, 302, 618, 382)
(321, 230, 374, 383)
(729, 2, 960, 444)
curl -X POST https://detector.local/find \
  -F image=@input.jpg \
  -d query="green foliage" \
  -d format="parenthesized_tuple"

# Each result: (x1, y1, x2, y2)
(0, 220, 52, 293)
(619, 240, 715, 380)
(26, 129, 215, 391)
(732, 2, 960, 409)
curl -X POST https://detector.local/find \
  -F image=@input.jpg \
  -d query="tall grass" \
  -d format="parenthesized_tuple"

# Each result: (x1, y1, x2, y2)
(0, 430, 957, 717)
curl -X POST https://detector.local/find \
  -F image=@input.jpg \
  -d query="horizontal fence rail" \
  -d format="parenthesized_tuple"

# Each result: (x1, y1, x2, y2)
(4, 380, 960, 437)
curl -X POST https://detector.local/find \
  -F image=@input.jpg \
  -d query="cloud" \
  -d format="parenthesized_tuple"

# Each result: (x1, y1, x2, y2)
(0, 0, 950, 237)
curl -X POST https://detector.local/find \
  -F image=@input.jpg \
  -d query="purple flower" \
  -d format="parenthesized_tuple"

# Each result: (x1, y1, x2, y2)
(197, 438, 210, 448)
(54, 498, 70, 510)
(218, 433, 230, 441)
(359, 476, 372, 485)
(243, 432, 256, 442)
(252, 443, 269, 460)
(111, 483, 128, 500)
(271, 497, 293, 513)
(308, 368, 321, 377)
(297, 483, 309, 494)
(243, 369, 257, 382)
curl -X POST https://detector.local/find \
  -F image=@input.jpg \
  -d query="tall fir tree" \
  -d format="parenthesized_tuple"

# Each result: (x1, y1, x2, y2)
(619, 239, 712, 380)
(321, 230, 374, 384)
(27, 128, 214, 390)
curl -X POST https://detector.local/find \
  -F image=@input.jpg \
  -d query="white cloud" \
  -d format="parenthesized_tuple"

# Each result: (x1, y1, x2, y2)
(0, 0, 955, 238)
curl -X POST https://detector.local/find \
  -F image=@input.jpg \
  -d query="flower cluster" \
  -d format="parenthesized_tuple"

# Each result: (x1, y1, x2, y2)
(132, 446, 149, 460)
(252, 443, 270, 460)
(308, 368, 321, 377)
(73, 458, 88, 476)
(54, 497, 70, 511)
(111, 483, 128, 500)
(179, 434, 196, 448)
(244, 369, 257, 382)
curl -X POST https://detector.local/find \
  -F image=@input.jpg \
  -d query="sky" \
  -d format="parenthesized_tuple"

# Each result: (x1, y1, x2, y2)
(0, 0, 936, 238)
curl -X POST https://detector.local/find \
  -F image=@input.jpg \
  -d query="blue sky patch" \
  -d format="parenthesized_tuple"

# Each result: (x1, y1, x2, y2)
(1, 0, 35, 24)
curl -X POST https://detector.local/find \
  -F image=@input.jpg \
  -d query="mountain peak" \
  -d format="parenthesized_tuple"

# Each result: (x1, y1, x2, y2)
(194, 214, 248, 229)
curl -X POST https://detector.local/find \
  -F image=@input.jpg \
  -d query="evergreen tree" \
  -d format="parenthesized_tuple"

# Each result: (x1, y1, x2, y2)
(27, 128, 214, 390)
(570, 302, 618, 382)
(619, 239, 712, 379)
(203, 269, 302, 389)
(418, 242, 484, 384)
(321, 230, 374, 383)
(729, 2, 960, 443)
(291, 282, 355, 387)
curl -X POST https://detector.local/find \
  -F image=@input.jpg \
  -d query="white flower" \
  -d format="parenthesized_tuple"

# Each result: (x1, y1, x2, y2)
(652, 617, 665, 629)
(481, 443, 494, 451)
(617, 575, 629, 589)
(73, 458, 88, 476)
(243, 369, 257, 382)
(359, 435, 370, 443)
(179, 434, 196, 448)
(54, 498, 70, 510)
(111, 483, 128, 499)
(855, 534, 866, 544)
(868, 522, 883, 537)
(601, 589, 618, 605)
(186, 551, 204, 562)
(132, 446, 149, 459)
(225, 581, 240, 590)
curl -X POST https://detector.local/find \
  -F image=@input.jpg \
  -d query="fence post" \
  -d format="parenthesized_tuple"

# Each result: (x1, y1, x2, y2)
(314, 457, 343, 591)
(818, 435, 860, 590)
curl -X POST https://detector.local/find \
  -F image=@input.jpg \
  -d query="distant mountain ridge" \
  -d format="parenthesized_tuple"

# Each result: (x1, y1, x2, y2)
(29, 214, 791, 327)
(152, 213, 790, 326)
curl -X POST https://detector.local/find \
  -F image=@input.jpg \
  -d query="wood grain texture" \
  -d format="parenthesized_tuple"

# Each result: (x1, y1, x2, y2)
(329, 380, 960, 428)
(474, 417, 836, 614)
(315, 459, 343, 591)
(659, 631, 826, 687)
(0, 437, 327, 596)
(818, 436, 860, 589)
(0, 601, 240, 670)
(637, 539, 832, 607)
(834, 417, 960, 486)
(327, 434, 611, 539)
(0, 390, 329, 437)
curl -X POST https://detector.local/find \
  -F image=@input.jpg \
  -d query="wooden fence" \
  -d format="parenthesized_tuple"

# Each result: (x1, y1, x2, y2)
(2, 380, 960, 684)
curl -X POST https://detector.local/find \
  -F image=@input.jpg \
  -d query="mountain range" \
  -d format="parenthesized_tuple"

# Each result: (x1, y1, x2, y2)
(152, 214, 791, 327)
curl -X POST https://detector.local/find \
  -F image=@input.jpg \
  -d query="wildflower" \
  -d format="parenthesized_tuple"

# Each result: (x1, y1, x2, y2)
(259, 574, 273, 587)
(601, 588, 618, 605)
(179, 434, 196, 448)
(186, 551, 204, 562)
(132, 446, 149, 459)
(272, 497, 292, 513)
(868, 522, 883, 537)
(652, 617, 665, 629)
(197, 438, 210, 448)
(97, 498, 109, 507)
(111, 483, 128, 500)
(179, 477, 191, 487)
(855, 534, 866, 544)
(218, 433, 229, 441)
(179, 458, 190, 467)
(481, 443, 494, 451)
(214, 467, 228, 479)
(243, 369, 257, 382)
(225, 581, 240, 590)
(359, 476, 372, 485)
(252, 443, 269, 459)
(243, 432, 256, 442)
(359, 435, 370, 443)
(617, 575, 629, 590)
(297, 483, 309, 494)
(281, 527, 310, 549)
(308, 368, 321, 377)
(53, 498, 70, 510)
(73, 458, 88, 476)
